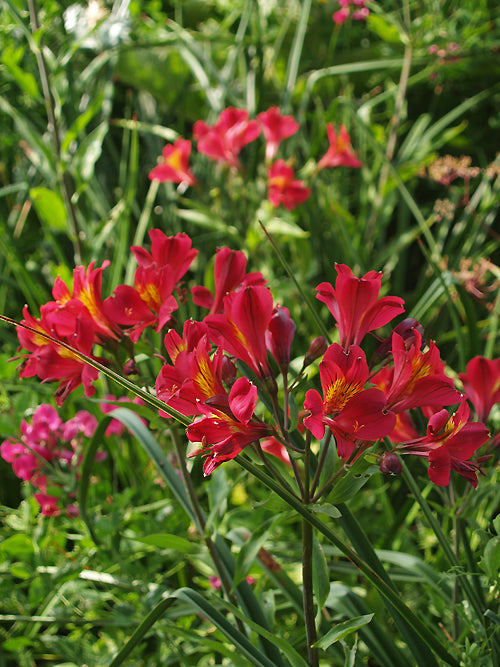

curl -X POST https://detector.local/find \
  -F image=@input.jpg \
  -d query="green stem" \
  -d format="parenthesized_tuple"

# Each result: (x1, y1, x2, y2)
(237, 455, 460, 667)
(399, 459, 485, 624)
(170, 428, 247, 637)
(302, 430, 318, 666)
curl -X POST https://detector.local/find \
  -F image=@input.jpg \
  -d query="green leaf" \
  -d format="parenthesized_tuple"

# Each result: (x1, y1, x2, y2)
(367, 15, 402, 44)
(327, 457, 379, 505)
(311, 503, 342, 519)
(481, 536, 500, 580)
(30, 187, 67, 231)
(312, 534, 330, 611)
(129, 533, 199, 554)
(0, 534, 35, 558)
(313, 614, 374, 650)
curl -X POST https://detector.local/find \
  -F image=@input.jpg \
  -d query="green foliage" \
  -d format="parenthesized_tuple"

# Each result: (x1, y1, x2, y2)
(0, 0, 499, 665)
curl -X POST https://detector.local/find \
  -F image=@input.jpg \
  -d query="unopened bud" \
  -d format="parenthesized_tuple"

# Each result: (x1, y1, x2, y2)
(123, 359, 139, 376)
(374, 318, 425, 361)
(222, 355, 237, 388)
(304, 336, 328, 366)
(380, 452, 402, 476)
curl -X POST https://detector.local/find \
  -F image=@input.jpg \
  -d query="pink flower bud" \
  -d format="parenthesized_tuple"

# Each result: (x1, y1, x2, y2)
(380, 452, 402, 476)
(304, 336, 328, 366)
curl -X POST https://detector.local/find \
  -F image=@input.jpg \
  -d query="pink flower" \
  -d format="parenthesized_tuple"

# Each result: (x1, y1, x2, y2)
(333, 8, 350, 24)
(265, 305, 296, 373)
(257, 107, 299, 162)
(458, 356, 500, 422)
(316, 264, 405, 350)
(267, 160, 311, 210)
(318, 123, 363, 169)
(149, 138, 197, 186)
(193, 108, 261, 170)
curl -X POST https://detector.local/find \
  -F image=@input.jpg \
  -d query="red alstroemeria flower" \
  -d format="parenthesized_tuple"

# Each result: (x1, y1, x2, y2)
(205, 285, 275, 380)
(399, 401, 490, 487)
(257, 107, 299, 162)
(458, 356, 500, 422)
(193, 107, 261, 170)
(103, 231, 198, 342)
(316, 264, 405, 349)
(318, 123, 363, 169)
(156, 331, 226, 419)
(187, 376, 273, 475)
(373, 330, 462, 413)
(149, 138, 197, 186)
(303, 343, 395, 457)
(17, 305, 100, 405)
(191, 246, 265, 315)
(50, 260, 121, 343)
(267, 160, 311, 210)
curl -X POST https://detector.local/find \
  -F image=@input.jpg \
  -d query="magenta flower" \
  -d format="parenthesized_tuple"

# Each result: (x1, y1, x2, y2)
(316, 264, 405, 349)
(267, 160, 311, 210)
(458, 356, 500, 422)
(372, 330, 462, 413)
(187, 376, 272, 475)
(205, 285, 275, 380)
(193, 107, 261, 170)
(191, 246, 265, 315)
(399, 402, 490, 487)
(265, 305, 296, 373)
(257, 107, 299, 162)
(303, 343, 395, 457)
(149, 138, 197, 186)
(318, 123, 363, 169)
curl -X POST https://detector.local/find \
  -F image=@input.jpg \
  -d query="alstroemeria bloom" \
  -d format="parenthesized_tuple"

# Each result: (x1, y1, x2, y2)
(17, 305, 99, 405)
(156, 331, 226, 418)
(193, 107, 261, 170)
(187, 377, 273, 475)
(104, 231, 198, 342)
(316, 264, 405, 349)
(267, 160, 311, 210)
(205, 285, 275, 380)
(303, 344, 395, 457)
(191, 247, 265, 315)
(373, 330, 462, 413)
(257, 107, 299, 162)
(149, 138, 197, 186)
(50, 261, 121, 343)
(458, 356, 500, 422)
(317, 123, 363, 169)
(399, 402, 490, 487)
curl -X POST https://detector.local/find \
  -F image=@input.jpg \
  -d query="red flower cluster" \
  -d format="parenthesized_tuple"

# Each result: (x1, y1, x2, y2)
(149, 106, 362, 211)
(14, 231, 497, 488)
(1, 404, 105, 516)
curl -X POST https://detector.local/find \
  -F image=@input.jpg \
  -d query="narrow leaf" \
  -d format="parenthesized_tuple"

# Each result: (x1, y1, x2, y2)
(313, 614, 374, 650)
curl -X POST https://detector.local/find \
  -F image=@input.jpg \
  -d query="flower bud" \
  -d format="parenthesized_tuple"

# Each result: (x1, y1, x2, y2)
(222, 355, 237, 388)
(374, 318, 425, 362)
(123, 359, 139, 376)
(304, 336, 328, 366)
(379, 452, 402, 476)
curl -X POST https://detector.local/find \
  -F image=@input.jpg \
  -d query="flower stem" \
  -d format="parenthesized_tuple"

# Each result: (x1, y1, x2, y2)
(302, 431, 319, 666)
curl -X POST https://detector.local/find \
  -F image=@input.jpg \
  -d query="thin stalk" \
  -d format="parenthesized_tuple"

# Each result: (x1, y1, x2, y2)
(302, 429, 319, 666)
(237, 455, 460, 667)
(170, 427, 247, 637)
(449, 482, 460, 641)
(310, 430, 332, 498)
(259, 220, 331, 342)
(399, 458, 485, 624)
(254, 443, 301, 500)
(28, 0, 83, 263)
